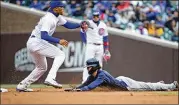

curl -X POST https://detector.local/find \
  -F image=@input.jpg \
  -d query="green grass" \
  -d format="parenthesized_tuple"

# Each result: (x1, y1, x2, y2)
(1, 84, 79, 88)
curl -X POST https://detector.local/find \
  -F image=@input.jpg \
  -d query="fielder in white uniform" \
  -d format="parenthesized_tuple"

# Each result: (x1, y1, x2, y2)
(16, 1, 80, 92)
(80, 11, 111, 83)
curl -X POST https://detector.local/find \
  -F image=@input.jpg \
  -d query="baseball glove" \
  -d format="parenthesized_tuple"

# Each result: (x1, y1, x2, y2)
(103, 50, 111, 62)
(64, 88, 82, 92)
(80, 20, 90, 32)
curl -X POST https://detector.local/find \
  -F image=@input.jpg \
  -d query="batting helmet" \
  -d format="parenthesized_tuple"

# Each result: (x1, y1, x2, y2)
(86, 58, 101, 75)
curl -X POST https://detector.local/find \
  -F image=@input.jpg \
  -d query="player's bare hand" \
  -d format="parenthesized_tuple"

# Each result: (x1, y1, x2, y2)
(80, 20, 90, 32)
(59, 39, 68, 47)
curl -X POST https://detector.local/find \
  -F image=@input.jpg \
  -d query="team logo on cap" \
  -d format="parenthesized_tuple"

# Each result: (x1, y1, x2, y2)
(98, 28, 104, 35)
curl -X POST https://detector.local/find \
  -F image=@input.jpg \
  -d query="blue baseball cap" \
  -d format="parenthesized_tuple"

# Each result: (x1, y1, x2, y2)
(50, 1, 64, 9)
(93, 11, 100, 16)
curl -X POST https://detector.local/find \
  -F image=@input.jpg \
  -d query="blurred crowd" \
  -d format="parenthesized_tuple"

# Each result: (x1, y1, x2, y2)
(3, 0, 179, 43)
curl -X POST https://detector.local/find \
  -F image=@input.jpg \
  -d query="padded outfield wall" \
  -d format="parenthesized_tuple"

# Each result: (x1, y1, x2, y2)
(1, 4, 178, 84)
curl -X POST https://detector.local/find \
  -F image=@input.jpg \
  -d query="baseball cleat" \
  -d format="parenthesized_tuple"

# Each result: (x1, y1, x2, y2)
(16, 83, 33, 92)
(0, 88, 8, 93)
(44, 79, 62, 89)
(16, 88, 33, 92)
(173, 81, 178, 88)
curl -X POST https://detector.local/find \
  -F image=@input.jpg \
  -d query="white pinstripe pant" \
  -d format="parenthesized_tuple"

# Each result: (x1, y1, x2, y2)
(20, 37, 65, 85)
(82, 43, 104, 83)
(116, 76, 176, 91)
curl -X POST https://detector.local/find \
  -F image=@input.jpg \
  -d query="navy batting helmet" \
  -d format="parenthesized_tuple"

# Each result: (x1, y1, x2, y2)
(86, 58, 101, 75)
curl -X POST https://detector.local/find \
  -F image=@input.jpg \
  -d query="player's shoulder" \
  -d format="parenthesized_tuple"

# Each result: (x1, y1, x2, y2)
(87, 19, 93, 23)
(100, 21, 107, 26)
(42, 12, 53, 21)
(57, 15, 66, 20)
(98, 70, 107, 76)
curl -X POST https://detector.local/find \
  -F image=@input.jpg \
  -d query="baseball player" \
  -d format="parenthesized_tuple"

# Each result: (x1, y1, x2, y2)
(80, 11, 111, 83)
(64, 58, 178, 92)
(16, 1, 80, 92)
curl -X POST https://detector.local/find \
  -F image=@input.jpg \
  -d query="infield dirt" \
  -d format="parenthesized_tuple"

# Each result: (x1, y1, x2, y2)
(1, 88, 178, 104)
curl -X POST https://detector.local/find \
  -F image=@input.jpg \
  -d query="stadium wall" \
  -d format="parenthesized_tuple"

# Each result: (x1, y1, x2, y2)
(1, 32, 178, 84)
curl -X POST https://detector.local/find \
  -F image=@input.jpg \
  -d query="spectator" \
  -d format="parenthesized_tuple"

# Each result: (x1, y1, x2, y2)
(101, 1, 112, 10)
(115, 11, 128, 25)
(125, 23, 136, 33)
(6, 0, 178, 43)
(155, 14, 165, 26)
(99, 9, 108, 22)
(155, 24, 164, 38)
(125, 5, 135, 22)
(69, 0, 78, 16)
(116, 1, 130, 11)
(171, 21, 179, 42)
(73, 4, 83, 19)
(145, 4, 159, 21)
(135, 22, 148, 36)
(93, 1, 105, 12)
(16, 0, 23, 6)
(84, 4, 92, 19)
(29, 0, 43, 10)
(41, 0, 50, 11)
(148, 20, 156, 37)
(107, 10, 116, 23)
(130, 1, 143, 7)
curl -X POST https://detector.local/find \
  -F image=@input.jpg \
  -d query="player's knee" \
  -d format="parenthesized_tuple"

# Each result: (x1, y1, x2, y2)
(56, 51, 65, 60)
(38, 64, 47, 71)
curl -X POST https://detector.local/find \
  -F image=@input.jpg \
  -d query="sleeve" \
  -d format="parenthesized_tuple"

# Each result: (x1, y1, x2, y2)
(40, 18, 53, 33)
(103, 23, 109, 50)
(79, 75, 104, 91)
(57, 15, 67, 26)
(76, 76, 94, 89)
(63, 21, 80, 29)
(80, 29, 87, 43)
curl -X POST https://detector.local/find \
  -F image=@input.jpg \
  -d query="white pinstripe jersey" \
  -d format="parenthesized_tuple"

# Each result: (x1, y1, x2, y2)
(85, 20, 108, 44)
(31, 12, 67, 39)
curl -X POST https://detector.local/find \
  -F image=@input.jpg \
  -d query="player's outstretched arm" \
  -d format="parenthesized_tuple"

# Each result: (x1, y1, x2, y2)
(62, 21, 80, 29)
(79, 76, 104, 91)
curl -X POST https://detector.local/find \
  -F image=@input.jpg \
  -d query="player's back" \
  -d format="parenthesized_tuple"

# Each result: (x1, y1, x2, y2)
(31, 12, 57, 38)
(99, 70, 128, 89)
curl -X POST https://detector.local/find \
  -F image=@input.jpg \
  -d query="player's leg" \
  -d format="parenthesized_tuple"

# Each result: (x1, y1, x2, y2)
(95, 45, 104, 67)
(116, 76, 178, 91)
(140, 81, 178, 91)
(116, 76, 142, 90)
(82, 44, 95, 83)
(17, 52, 47, 92)
(36, 42, 65, 88)
(28, 39, 65, 88)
